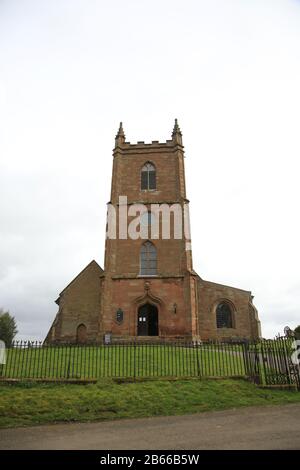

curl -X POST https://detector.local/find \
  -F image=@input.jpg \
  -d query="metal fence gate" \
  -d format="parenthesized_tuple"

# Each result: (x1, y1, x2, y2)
(246, 339, 300, 390)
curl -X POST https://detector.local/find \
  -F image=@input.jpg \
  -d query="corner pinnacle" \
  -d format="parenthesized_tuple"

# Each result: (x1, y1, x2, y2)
(115, 122, 125, 147)
(172, 118, 183, 145)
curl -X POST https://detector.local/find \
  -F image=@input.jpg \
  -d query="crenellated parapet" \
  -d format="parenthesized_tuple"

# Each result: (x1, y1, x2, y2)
(113, 119, 184, 157)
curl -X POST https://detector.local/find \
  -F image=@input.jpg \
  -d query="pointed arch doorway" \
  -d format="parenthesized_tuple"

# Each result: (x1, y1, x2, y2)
(137, 303, 158, 336)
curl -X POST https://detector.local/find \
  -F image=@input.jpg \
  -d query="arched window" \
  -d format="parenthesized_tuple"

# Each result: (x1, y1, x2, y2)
(140, 241, 157, 275)
(76, 323, 87, 343)
(141, 162, 156, 190)
(216, 302, 233, 328)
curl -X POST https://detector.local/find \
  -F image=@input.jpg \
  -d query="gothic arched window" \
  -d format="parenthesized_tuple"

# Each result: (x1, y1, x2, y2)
(216, 302, 233, 328)
(141, 162, 156, 190)
(76, 323, 87, 343)
(140, 241, 157, 275)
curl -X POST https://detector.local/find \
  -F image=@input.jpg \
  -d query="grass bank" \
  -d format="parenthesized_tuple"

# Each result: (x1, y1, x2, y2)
(1, 378, 300, 428)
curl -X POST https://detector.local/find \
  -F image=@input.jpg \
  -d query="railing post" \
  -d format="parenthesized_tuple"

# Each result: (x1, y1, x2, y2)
(242, 341, 250, 377)
(248, 341, 261, 384)
(133, 338, 136, 381)
(256, 341, 264, 385)
(196, 341, 201, 378)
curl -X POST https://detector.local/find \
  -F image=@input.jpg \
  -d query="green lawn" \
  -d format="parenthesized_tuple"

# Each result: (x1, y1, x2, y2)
(0, 378, 299, 428)
(1, 344, 246, 379)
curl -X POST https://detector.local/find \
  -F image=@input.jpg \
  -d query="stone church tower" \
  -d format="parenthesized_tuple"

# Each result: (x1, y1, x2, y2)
(45, 121, 261, 344)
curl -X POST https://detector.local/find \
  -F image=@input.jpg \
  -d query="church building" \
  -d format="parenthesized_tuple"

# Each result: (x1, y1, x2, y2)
(45, 121, 261, 344)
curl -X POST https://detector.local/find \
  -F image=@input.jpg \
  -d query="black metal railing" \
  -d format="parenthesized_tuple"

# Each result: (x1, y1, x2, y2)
(0, 338, 299, 389)
(247, 337, 300, 389)
(0, 340, 246, 380)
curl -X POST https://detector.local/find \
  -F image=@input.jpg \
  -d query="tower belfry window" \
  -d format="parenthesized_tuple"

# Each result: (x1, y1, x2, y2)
(141, 163, 156, 190)
(140, 241, 157, 275)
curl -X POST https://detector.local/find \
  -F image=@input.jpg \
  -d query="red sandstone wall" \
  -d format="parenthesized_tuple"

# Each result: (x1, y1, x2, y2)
(45, 261, 103, 344)
(197, 279, 260, 341)
(105, 276, 193, 338)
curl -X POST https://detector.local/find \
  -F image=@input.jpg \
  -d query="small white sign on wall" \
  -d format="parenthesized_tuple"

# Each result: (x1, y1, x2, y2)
(104, 333, 112, 345)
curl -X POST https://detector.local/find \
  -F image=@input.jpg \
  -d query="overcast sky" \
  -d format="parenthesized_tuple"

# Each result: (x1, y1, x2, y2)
(0, 0, 300, 340)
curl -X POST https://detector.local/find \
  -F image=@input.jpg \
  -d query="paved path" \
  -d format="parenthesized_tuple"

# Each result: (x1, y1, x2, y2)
(1, 404, 300, 450)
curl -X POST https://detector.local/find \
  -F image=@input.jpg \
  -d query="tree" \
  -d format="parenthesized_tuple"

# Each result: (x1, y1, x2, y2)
(0, 309, 18, 347)
(294, 325, 300, 340)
